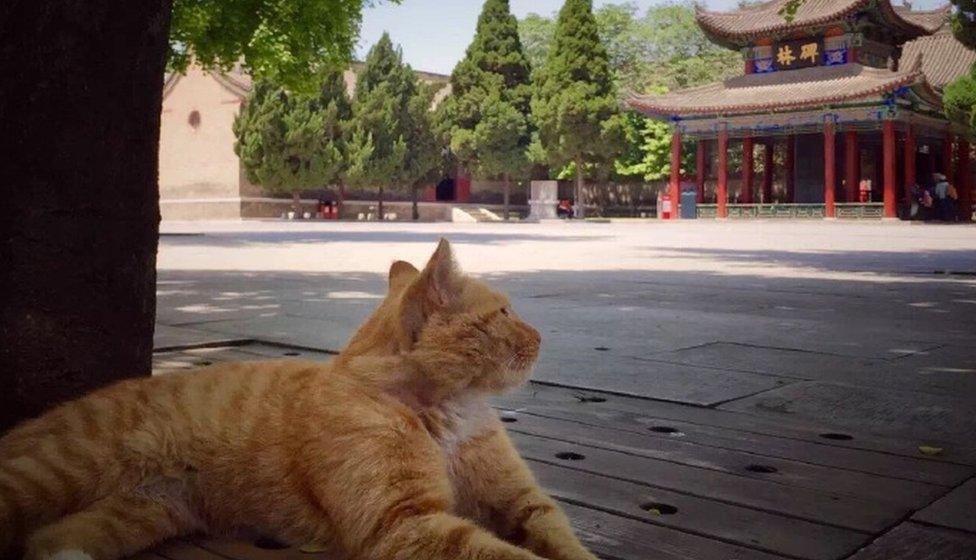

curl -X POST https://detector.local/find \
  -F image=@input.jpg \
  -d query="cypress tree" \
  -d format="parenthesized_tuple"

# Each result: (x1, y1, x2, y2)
(531, 0, 624, 218)
(234, 72, 348, 213)
(449, 0, 533, 219)
(346, 33, 430, 219)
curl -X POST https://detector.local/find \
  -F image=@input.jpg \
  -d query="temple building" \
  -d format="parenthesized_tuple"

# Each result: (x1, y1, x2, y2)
(628, 0, 975, 220)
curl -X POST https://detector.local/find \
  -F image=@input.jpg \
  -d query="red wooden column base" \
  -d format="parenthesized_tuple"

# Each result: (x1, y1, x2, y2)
(904, 126, 916, 206)
(669, 129, 682, 220)
(742, 136, 754, 204)
(762, 141, 774, 203)
(824, 121, 836, 218)
(786, 135, 796, 203)
(696, 140, 706, 204)
(844, 131, 858, 202)
(958, 139, 972, 222)
(717, 129, 729, 218)
(882, 120, 897, 218)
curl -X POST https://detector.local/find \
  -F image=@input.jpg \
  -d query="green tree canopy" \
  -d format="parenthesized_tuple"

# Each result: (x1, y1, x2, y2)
(944, 0, 976, 128)
(234, 70, 350, 204)
(531, 0, 625, 217)
(449, 0, 533, 218)
(169, 0, 385, 92)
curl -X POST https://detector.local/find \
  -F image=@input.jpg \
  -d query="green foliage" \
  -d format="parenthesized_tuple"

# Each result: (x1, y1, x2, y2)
(345, 34, 440, 196)
(531, 0, 625, 176)
(448, 0, 533, 183)
(233, 70, 349, 196)
(944, 65, 976, 127)
(614, 96, 674, 182)
(945, 0, 976, 128)
(520, 1, 740, 94)
(169, 0, 387, 93)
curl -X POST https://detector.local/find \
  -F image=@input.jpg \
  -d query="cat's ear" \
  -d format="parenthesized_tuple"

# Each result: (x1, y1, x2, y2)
(397, 239, 461, 348)
(418, 238, 459, 307)
(388, 260, 419, 293)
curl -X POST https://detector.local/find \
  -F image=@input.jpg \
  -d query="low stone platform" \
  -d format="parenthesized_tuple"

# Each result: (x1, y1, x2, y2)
(145, 342, 976, 560)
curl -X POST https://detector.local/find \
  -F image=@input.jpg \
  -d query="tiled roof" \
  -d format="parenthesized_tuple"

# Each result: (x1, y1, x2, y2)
(627, 62, 928, 117)
(902, 29, 976, 89)
(696, 0, 950, 47)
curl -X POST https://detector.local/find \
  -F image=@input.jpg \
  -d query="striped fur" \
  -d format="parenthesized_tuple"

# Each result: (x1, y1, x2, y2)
(0, 240, 598, 560)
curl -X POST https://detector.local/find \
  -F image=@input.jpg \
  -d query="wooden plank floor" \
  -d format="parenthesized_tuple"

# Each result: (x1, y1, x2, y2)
(145, 344, 976, 560)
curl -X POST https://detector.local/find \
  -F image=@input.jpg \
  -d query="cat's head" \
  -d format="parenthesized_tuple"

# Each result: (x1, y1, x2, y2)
(342, 239, 541, 395)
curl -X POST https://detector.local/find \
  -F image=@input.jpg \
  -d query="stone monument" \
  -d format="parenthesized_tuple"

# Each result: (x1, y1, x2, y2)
(528, 180, 559, 221)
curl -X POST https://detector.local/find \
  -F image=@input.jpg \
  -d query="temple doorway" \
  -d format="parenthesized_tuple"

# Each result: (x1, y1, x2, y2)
(436, 177, 455, 201)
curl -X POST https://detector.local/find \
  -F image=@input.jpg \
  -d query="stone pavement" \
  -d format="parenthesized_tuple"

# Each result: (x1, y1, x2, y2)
(153, 219, 976, 559)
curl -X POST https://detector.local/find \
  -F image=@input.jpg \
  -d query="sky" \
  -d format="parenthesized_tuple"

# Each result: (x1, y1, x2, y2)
(356, 0, 946, 75)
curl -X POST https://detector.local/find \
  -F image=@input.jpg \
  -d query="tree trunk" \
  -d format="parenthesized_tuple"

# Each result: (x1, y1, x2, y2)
(411, 186, 420, 221)
(0, 0, 172, 432)
(338, 182, 346, 218)
(503, 173, 511, 221)
(575, 156, 586, 219)
(291, 191, 301, 215)
(377, 186, 384, 221)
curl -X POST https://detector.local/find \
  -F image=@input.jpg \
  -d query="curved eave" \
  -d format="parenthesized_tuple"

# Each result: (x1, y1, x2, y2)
(695, 1, 949, 50)
(626, 69, 925, 119)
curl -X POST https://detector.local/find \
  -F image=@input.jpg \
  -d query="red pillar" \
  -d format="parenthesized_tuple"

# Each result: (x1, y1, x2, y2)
(717, 129, 729, 218)
(786, 135, 796, 203)
(824, 121, 836, 218)
(904, 126, 916, 207)
(669, 129, 682, 220)
(696, 140, 706, 203)
(883, 120, 897, 218)
(844, 131, 859, 202)
(742, 136, 754, 204)
(762, 141, 774, 202)
(957, 139, 972, 222)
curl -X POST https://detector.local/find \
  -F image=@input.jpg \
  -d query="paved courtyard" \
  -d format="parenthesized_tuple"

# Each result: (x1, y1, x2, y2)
(151, 220, 976, 560)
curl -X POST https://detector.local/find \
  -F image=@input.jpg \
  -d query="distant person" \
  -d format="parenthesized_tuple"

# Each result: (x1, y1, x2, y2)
(933, 173, 950, 221)
(556, 199, 573, 219)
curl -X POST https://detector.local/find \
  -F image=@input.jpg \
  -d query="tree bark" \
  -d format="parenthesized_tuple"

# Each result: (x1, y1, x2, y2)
(575, 156, 586, 219)
(502, 173, 511, 221)
(411, 185, 420, 221)
(0, 0, 172, 432)
(291, 191, 301, 215)
(377, 186, 384, 221)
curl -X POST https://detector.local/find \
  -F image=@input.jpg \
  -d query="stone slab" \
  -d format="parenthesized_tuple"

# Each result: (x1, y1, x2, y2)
(532, 354, 792, 406)
(846, 522, 976, 560)
(498, 383, 976, 470)
(652, 342, 976, 397)
(530, 460, 868, 560)
(912, 478, 976, 534)
(494, 397, 971, 486)
(561, 502, 790, 560)
(720, 381, 976, 446)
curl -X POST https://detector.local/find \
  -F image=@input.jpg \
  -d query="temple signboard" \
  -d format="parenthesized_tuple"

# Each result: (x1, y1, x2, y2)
(755, 38, 849, 73)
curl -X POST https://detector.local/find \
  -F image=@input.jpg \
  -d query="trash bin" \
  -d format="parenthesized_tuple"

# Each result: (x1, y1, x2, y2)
(680, 189, 697, 219)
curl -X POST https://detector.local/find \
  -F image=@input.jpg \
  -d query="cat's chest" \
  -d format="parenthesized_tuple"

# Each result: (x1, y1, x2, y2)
(420, 395, 496, 458)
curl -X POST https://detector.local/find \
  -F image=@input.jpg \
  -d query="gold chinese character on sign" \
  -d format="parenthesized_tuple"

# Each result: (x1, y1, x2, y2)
(777, 45, 796, 66)
(799, 42, 819, 64)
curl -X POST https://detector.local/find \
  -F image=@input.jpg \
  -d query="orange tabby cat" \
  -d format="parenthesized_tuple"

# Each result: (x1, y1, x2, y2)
(0, 239, 599, 560)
